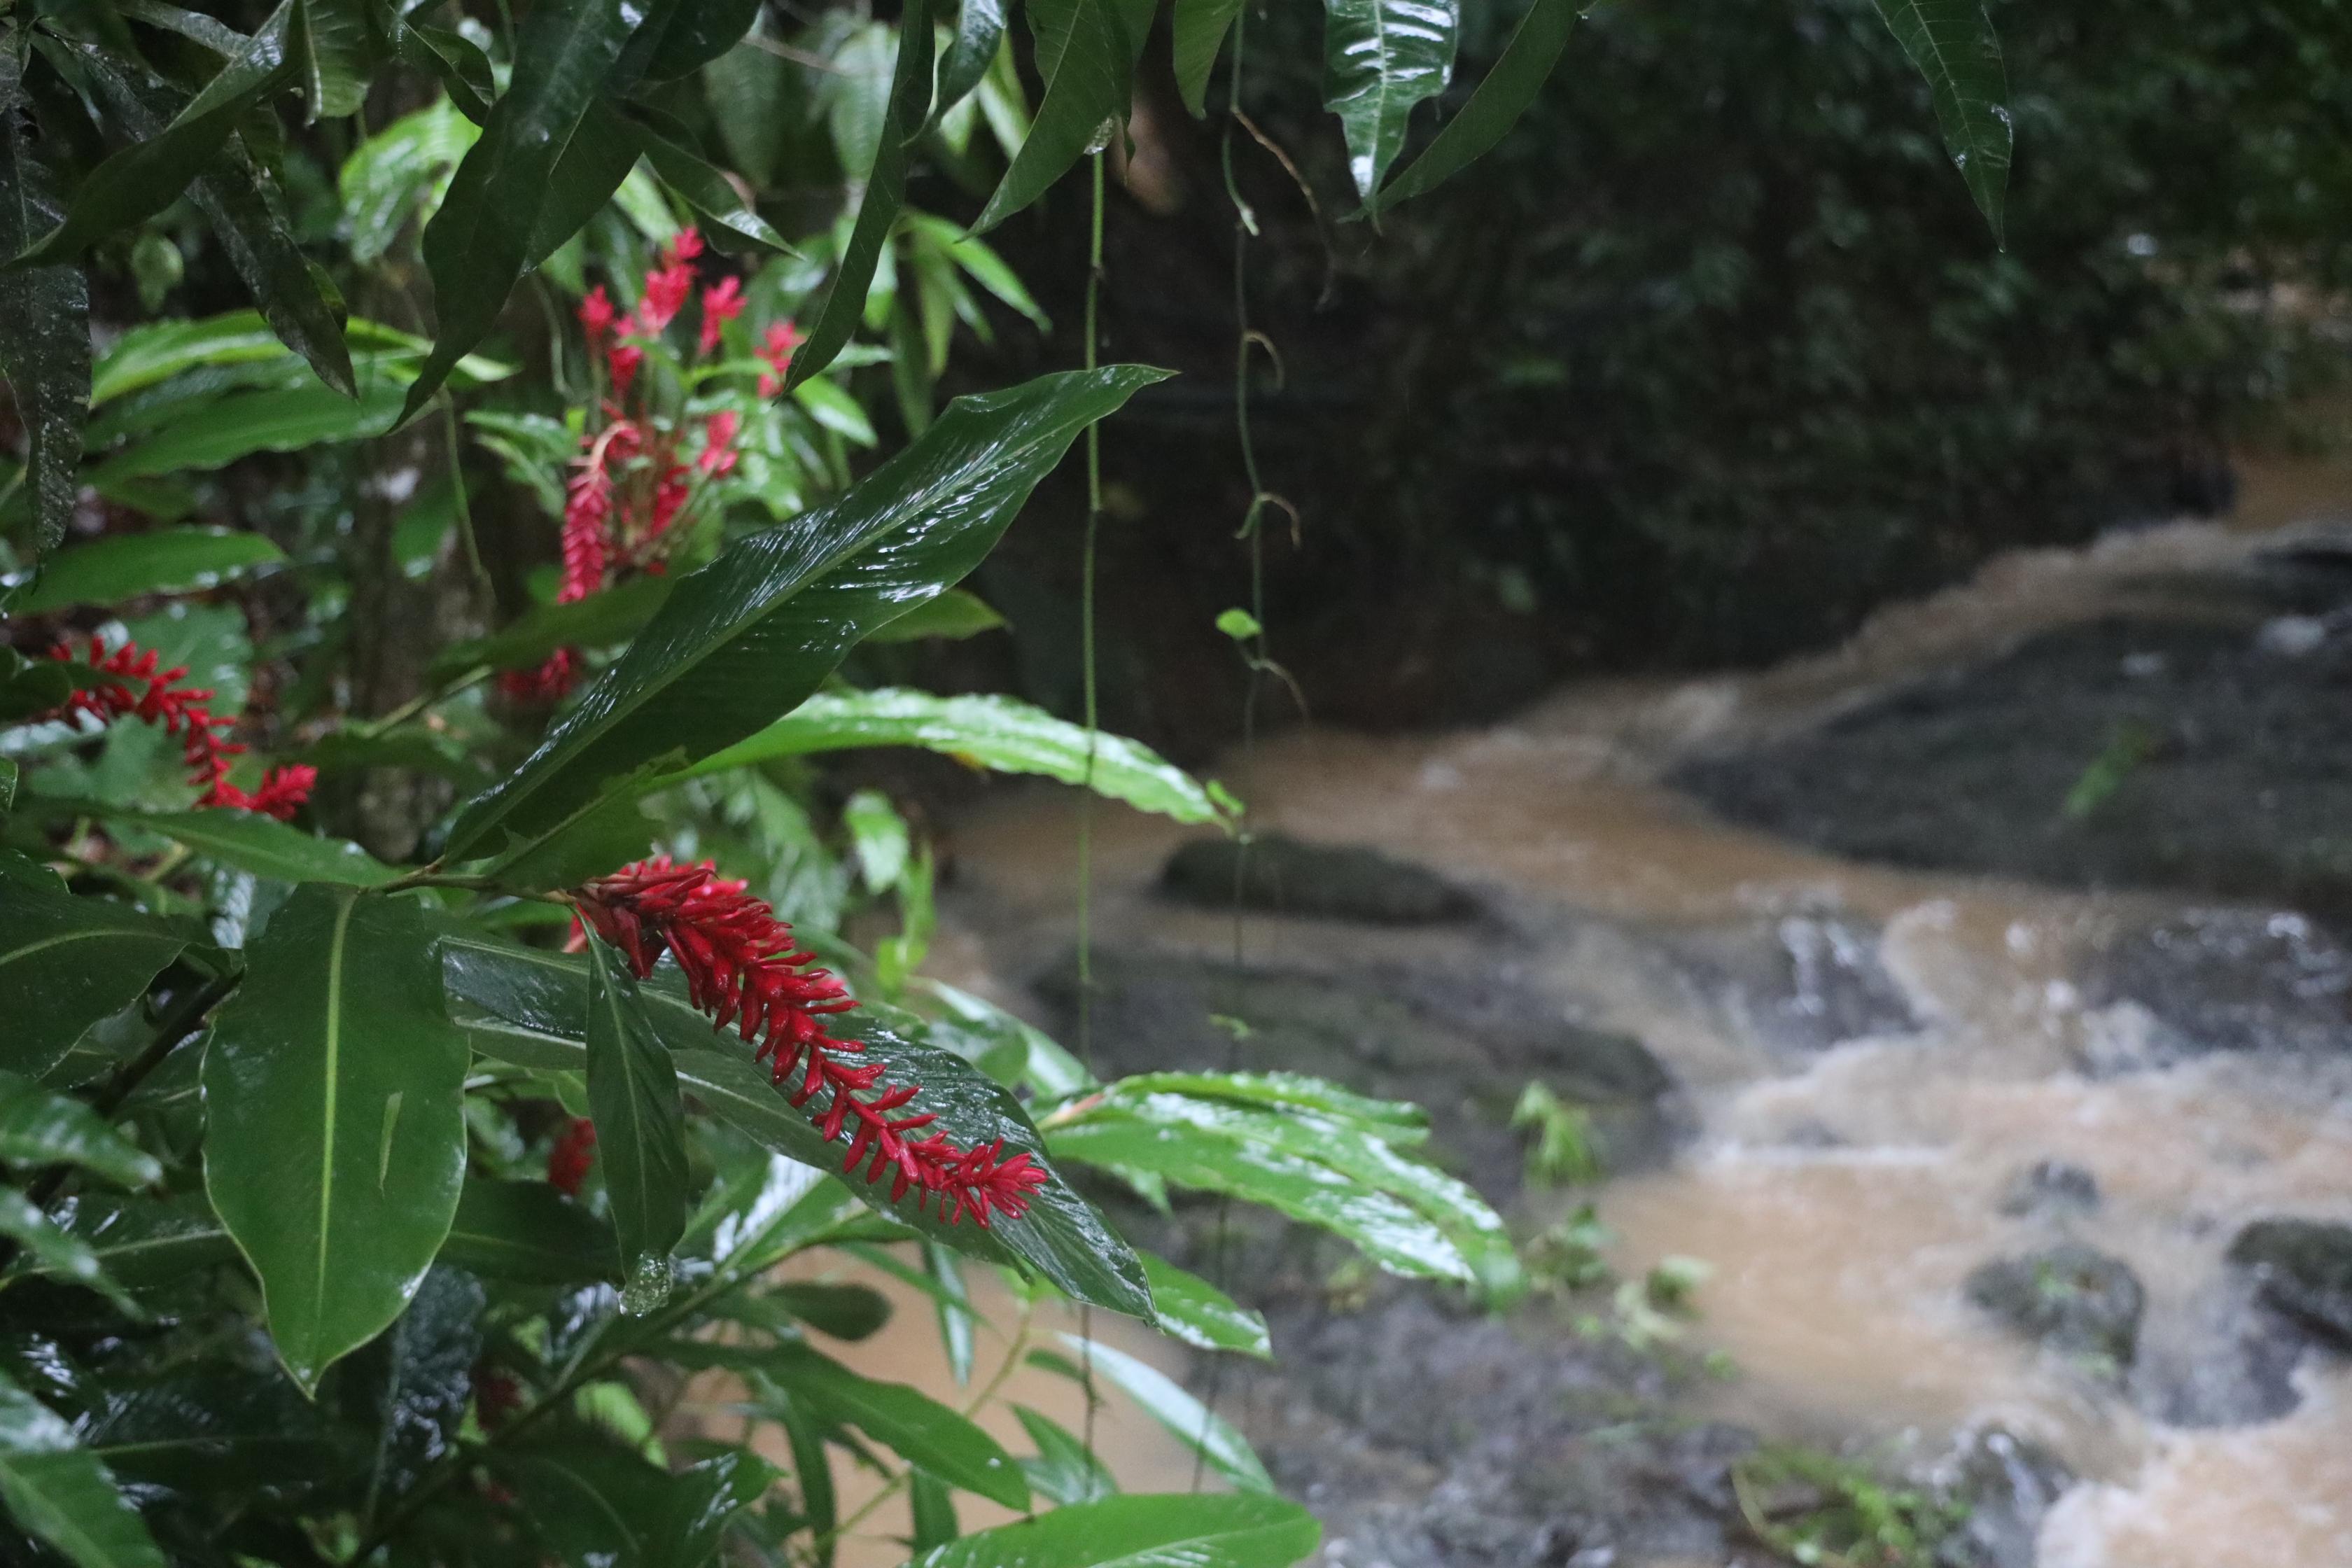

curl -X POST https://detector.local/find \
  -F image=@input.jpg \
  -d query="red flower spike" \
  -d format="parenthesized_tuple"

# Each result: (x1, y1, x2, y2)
(699, 276, 744, 356)
(579, 285, 616, 344)
(572, 856, 1050, 1227)
(547, 1116, 598, 1198)
(38, 637, 312, 818)
(755, 320, 802, 398)
(699, 410, 741, 477)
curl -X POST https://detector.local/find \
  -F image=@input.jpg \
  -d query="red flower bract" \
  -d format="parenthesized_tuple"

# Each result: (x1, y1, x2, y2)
(547, 1116, 598, 1198)
(41, 636, 312, 818)
(572, 856, 1049, 1228)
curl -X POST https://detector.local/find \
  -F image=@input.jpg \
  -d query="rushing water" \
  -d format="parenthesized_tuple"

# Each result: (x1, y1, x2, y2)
(920, 451, 2352, 1564)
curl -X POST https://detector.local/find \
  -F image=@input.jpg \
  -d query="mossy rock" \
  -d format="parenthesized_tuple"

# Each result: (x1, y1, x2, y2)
(2229, 1217, 2352, 1350)
(1965, 1242, 2145, 1373)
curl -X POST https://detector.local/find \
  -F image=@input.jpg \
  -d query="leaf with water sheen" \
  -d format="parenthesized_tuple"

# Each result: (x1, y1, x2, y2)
(0, 1072, 160, 1189)
(443, 366, 1168, 862)
(1361, 0, 1576, 217)
(973, 0, 1130, 232)
(440, 931, 1154, 1317)
(1172, 0, 1242, 117)
(0, 880, 188, 1079)
(1320, 0, 1459, 200)
(1140, 1251, 1270, 1357)
(0, 31, 89, 561)
(679, 688, 1222, 823)
(15, 529, 284, 614)
(584, 936, 690, 1292)
(1060, 1334, 1272, 1490)
(108, 809, 396, 886)
(933, 0, 1007, 125)
(41, 1196, 234, 1288)
(750, 1340, 1028, 1507)
(1870, 0, 2011, 244)
(0, 1377, 164, 1568)
(201, 886, 470, 1392)
(862, 586, 1007, 642)
(439, 1179, 619, 1285)
(907, 1492, 1320, 1568)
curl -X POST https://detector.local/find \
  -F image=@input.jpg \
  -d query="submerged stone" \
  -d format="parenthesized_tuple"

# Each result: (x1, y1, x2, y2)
(1966, 1242, 2146, 1373)
(2228, 1217, 2352, 1350)
(1160, 833, 1482, 925)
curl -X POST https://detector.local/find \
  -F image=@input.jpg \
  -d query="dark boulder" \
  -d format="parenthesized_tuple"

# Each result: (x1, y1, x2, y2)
(1966, 1243, 2146, 1373)
(1998, 1160, 2101, 1219)
(2228, 1217, 2352, 1350)
(1160, 833, 1481, 925)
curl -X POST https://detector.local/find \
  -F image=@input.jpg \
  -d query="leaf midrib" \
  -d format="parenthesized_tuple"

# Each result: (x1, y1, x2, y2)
(309, 892, 357, 1348)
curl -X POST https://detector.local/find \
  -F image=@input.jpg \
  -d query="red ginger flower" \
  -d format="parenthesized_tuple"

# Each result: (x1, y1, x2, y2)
(637, 231, 705, 337)
(39, 637, 312, 818)
(698, 410, 741, 477)
(572, 856, 1049, 1228)
(578, 284, 617, 344)
(547, 1116, 598, 1198)
(699, 276, 744, 356)
(756, 321, 802, 398)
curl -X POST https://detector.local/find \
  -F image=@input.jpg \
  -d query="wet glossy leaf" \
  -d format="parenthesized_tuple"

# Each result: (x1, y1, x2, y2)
(0, 1072, 160, 1190)
(298, 0, 377, 120)
(441, 932, 1155, 1317)
(758, 1280, 892, 1340)
(15, 529, 284, 615)
(924, 1240, 974, 1382)
(439, 1179, 618, 1285)
(505, 1440, 769, 1568)
(444, 366, 1168, 863)
(1140, 1252, 1269, 1358)
(1013, 1404, 1114, 1504)
(862, 586, 1007, 642)
(584, 936, 689, 1285)
(90, 377, 400, 483)
(340, 99, 478, 263)
(906, 1492, 1319, 1568)
(1871, 0, 2010, 243)
(1320, 0, 1458, 200)
(1362, 0, 1575, 216)
(680, 688, 1223, 823)
(628, 106, 792, 255)
(973, 0, 1130, 232)
(522, 97, 643, 271)
(1172, 0, 1241, 117)
(77, 1368, 332, 1488)
(11, 3, 299, 267)
(933, 0, 1007, 125)
(0, 881, 187, 1079)
(0, 32, 89, 561)
(750, 1340, 1028, 1507)
(1057, 1336, 1269, 1491)
(0, 1192, 140, 1315)
(0, 1377, 163, 1568)
(788, 0, 932, 390)
(202, 886, 470, 1392)
(102, 810, 396, 887)
(402, 0, 637, 421)
(388, 15, 493, 122)
(625, 0, 766, 84)
(42, 1196, 233, 1288)
(358, 1266, 482, 1502)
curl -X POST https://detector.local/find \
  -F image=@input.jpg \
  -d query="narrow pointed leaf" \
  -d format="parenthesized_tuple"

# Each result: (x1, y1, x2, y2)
(627, 108, 792, 255)
(0, 1378, 164, 1568)
(100, 809, 396, 886)
(10, 2, 300, 267)
(1059, 1335, 1270, 1491)
(388, 15, 494, 122)
(633, 0, 765, 83)
(1362, 0, 1575, 216)
(1320, 0, 1459, 200)
(0, 1072, 161, 1189)
(444, 365, 1168, 861)
(0, 1192, 141, 1315)
(202, 886, 470, 1392)
(1013, 1405, 1115, 1504)
(680, 688, 1222, 822)
(787, 0, 932, 390)
(1140, 1252, 1269, 1357)
(907, 1492, 1318, 1568)
(864, 586, 1008, 642)
(1172, 0, 1241, 118)
(39, 1196, 234, 1288)
(521, 97, 642, 271)
(297, 0, 376, 120)
(440, 932, 1154, 1317)
(932, 0, 1007, 127)
(0, 881, 187, 1079)
(972, 0, 1128, 232)
(1870, 0, 2010, 243)
(15, 529, 284, 614)
(439, 1178, 619, 1285)
(0, 32, 90, 559)
(583, 936, 689, 1281)
(752, 1340, 1028, 1508)
(402, 0, 636, 422)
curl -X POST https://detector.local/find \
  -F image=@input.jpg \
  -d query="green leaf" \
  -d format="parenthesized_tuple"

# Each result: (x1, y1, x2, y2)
(438, 1178, 618, 1285)
(440, 932, 1155, 1317)
(90, 377, 400, 484)
(92, 312, 296, 402)
(201, 886, 470, 1392)
(523, 98, 644, 271)
(751, 1340, 1028, 1507)
(0, 30, 90, 562)
(0, 881, 187, 1079)
(340, 98, 479, 263)
(0, 1072, 160, 1189)
(910, 1469, 959, 1551)
(0, 1377, 164, 1568)
(631, 0, 765, 83)
(933, 0, 1007, 126)
(115, 0, 249, 55)
(100, 809, 396, 886)
(77, 1368, 333, 1488)
(626, 106, 792, 255)
(1060, 1336, 1270, 1490)
(1140, 1252, 1268, 1358)
(1013, 1404, 1115, 1504)
(443, 365, 1168, 863)
(923, 1239, 975, 1383)
(907, 1492, 1319, 1568)
(360, 1266, 483, 1502)
(430, 575, 674, 680)
(1870, 0, 2010, 244)
(699, 26, 792, 189)
(583, 935, 690, 1290)
(788, 0, 932, 391)
(972, 0, 1130, 233)
(15, 528, 284, 614)
(0, 1191, 141, 1315)
(864, 587, 1008, 643)
(402, 0, 638, 421)
(1320, 0, 1459, 201)
(680, 688, 1223, 823)
(41, 1196, 234, 1288)
(1172, 0, 1241, 118)
(10, 3, 300, 268)
(1360, 0, 1574, 217)
(387, 15, 494, 122)
(297, 0, 377, 120)
(503, 1440, 767, 1568)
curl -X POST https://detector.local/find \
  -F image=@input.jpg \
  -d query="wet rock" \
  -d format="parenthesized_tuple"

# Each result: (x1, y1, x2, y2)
(1035, 948, 1682, 1194)
(2136, 1280, 2306, 1428)
(1671, 614, 2352, 918)
(1965, 1243, 2146, 1373)
(1998, 1160, 2100, 1218)
(1943, 1428, 2072, 1568)
(2228, 1217, 2352, 1350)
(1159, 833, 1481, 925)
(2079, 909, 2352, 1058)
(1662, 913, 1918, 1051)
